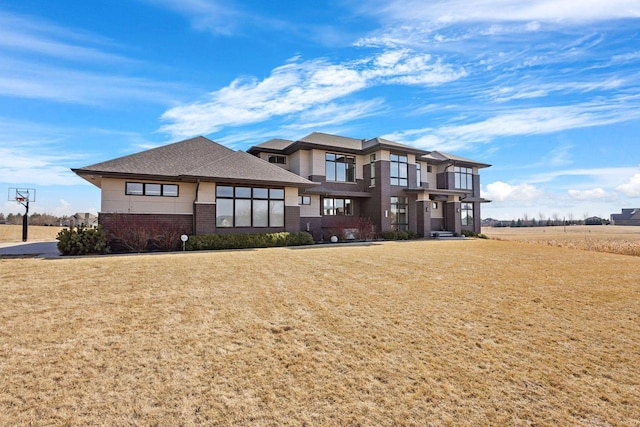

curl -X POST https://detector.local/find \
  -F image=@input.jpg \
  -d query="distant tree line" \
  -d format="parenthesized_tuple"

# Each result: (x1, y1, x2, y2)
(484, 213, 609, 228)
(0, 212, 70, 226)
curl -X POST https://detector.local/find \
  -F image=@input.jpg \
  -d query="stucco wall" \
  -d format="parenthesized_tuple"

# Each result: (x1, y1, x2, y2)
(101, 178, 196, 214)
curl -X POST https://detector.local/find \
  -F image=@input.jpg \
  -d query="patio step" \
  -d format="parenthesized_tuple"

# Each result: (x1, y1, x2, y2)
(430, 230, 464, 239)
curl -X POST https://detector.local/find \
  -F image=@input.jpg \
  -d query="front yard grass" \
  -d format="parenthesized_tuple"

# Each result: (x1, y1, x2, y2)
(1, 239, 639, 425)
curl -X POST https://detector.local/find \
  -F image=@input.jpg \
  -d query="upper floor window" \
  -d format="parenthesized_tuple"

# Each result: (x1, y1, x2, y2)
(454, 166, 473, 190)
(125, 182, 179, 197)
(390, 154, 408, 186)
(416, 162, 421, 187)
(370, 154, 376, 187)
(268, 155, 286, 164)
(326, 153, 355, 182)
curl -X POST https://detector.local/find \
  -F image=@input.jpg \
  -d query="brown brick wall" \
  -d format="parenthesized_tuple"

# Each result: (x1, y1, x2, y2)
(194, 203, 216, 235)
(99, 213, 193, 237)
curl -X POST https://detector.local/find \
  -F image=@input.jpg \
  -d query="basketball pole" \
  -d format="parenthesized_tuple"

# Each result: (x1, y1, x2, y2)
(22, 198, 29, 242)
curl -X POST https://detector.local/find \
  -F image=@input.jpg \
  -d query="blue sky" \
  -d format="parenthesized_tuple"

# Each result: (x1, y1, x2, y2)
(1, 0, 639, 221)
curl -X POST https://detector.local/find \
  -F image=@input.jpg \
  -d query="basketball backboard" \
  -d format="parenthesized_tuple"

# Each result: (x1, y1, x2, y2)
(8, 188, 36, 207)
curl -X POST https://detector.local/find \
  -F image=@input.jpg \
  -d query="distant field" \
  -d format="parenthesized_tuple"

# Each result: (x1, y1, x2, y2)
(0, 225, 63, 243)
(1, 239, 639, 425)
(483, 225, 640, 256)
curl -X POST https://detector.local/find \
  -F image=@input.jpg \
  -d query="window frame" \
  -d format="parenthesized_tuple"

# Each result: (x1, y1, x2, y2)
(298, 196, 311, 205)
(268, 155, 286, 164)
(370, 154, 376, 187)
(416, 162, 421, 187)
(322, 197, 353, 216)
(454, 166, 474, 190)
(390, 154, 408, 186)
(216, 185, 285, 228)
(326, 152, 356, 183)
(461, 202, 474, 226)
(125, 182, 179, 197)
(390, 196, 409, 231)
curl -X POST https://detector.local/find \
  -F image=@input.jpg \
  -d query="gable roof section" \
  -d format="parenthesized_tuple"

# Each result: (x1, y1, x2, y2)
(73, 136, 316, 188)
(249, 132, 430, 156)
(183, 150, 314, 186)
(250, 138, 294, 152)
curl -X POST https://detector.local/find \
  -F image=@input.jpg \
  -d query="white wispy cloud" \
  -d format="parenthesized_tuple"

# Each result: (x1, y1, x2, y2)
(0, 11, 186, 105)
(0, 57, 182, 105)
(528, 166, 640, 185)
(362, 0, 640, 25)
(160, 50, 466, 138)
(384, 97, 640, 151)
(142, 0, 241, 35)
(485, 79, 625, 103)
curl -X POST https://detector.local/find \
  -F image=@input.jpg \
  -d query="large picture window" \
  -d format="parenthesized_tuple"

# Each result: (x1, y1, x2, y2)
(326, 153, 355, 182)
(323, 198, 353, 216)
(454, 166, 473, 190)
(216, 186, 285, 228)
(390, 196, 408, 231)
(390, 154, 408, 186)
(461, 202, 474, 226)
(126, 182, 179, 197)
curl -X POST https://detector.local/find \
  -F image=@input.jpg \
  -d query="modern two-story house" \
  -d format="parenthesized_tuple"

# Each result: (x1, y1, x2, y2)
(248, 132, 490, 240)
(72, 132, 490, 241)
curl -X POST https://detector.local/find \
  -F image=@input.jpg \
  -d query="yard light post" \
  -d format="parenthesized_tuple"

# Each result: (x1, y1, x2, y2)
(181, 234, 188, 251)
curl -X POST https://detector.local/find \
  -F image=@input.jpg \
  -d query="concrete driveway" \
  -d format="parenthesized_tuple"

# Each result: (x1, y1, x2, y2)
(0, 241, 60, 258)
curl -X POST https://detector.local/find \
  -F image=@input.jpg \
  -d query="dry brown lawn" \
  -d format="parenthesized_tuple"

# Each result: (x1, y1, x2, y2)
(0, 225, 64, 243)
(483, 225, 640, 257)
(1, 239, 639, 426)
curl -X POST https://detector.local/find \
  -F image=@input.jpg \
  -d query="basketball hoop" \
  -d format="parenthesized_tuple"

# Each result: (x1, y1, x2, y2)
(8, 187, 36, 242)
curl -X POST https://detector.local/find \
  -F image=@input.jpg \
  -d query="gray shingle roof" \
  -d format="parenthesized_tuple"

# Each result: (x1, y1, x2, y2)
(73, 136, 316, 187)
(298, 132, 363, 150)
(252, 138, 294, 151)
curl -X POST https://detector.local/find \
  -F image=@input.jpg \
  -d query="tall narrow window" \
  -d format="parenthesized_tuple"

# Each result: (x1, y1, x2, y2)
(370, 154, 376, 187)
(461, 202, 474, 226)
(390, 197, 408, 230)
(416, 162, 421, 187)
(454, 166, 473, 190)
(326, 153, 355, 182)
(390, 154, 408, 186)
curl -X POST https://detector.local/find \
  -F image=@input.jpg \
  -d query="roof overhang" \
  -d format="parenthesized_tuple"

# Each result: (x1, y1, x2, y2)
(72, 169, 319, 190)
(302, 186, 372, 198)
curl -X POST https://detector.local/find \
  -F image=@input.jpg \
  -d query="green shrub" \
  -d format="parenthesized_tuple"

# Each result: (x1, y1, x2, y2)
(382, 230, 398, 240)
(285, 231, 315, 246)
(461, 230, 489, 239)
(185, 231, 314, 251)
(56, 226, 110, 256)
(382, 230, 419, 240)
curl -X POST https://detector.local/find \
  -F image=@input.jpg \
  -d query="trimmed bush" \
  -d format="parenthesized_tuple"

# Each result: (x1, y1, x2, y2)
(185, 231, 314, 251)
(382, 230, 420, 241)
(462, 230, 489, 239)
(56, 226, 110, 256)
